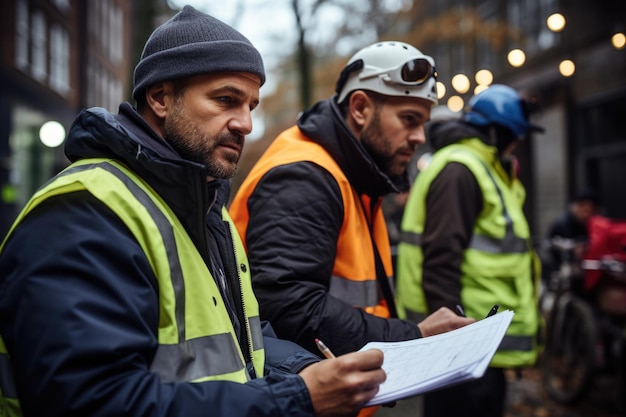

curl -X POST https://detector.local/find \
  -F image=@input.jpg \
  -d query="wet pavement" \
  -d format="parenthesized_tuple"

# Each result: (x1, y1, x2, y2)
(376, 364, 624, 417)
(503, 366, 623, 417)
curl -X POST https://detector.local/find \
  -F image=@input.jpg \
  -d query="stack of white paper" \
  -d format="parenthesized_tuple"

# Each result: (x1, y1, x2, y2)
(361, 309, 514, 406)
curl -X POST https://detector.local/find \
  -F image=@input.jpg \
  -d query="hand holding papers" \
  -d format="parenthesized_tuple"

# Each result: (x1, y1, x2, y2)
(360, 309, 514, 406)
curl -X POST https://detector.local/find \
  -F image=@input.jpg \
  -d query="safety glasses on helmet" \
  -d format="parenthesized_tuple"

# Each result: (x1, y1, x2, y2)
(360, 58, 437, 86)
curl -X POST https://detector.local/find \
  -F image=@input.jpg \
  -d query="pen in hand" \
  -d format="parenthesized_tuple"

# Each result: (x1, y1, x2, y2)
(315, 338, 336, 359)
(485, 304, 500, 318)
(455, 304, 466, 317)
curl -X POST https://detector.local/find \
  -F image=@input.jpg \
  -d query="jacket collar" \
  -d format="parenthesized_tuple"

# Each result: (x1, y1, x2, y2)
(296, 98, 410, 197)
(64, 102, 224, 249)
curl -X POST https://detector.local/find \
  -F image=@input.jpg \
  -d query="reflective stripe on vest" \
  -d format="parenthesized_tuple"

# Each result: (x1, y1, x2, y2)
(400, 155, 527, 255)
(401, 306, 534, 352)
(150, 317, 263, 382)
(499, 334, 533, 351)
(400, 230, 527, 254)
(329, 275, 380, 308)
(0, 159, 264, 411)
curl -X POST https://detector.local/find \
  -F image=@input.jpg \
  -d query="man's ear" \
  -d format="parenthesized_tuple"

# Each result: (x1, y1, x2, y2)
(347, 90, 373, 132)
(145, 82, 175, 119)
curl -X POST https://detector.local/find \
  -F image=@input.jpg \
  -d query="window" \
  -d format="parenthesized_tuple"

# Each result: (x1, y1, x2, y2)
(475, 0, 499, 71)
(100, 0, 109, 54)
(52, 0, 72, 14)
(86, 61, 95, 106)
(31, 10, 48, 82)
(15, 0, 29, 71)
(111, 4, 124, 63)
(50, 24, 70, 95)
(109, 79, 122, 112)
(508, 0, 560, 55)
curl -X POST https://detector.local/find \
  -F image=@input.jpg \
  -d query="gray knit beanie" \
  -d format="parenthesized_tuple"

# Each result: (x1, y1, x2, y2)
(132, 5, 265, 102)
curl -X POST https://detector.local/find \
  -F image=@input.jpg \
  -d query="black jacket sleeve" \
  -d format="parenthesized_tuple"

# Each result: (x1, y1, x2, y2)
(421, 162, 483, 312)
(245, 162, 421, 357)
(260, 321, 320, 375)
(0, 192, 314, 417)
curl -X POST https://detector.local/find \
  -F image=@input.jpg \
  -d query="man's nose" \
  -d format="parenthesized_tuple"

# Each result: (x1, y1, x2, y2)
(229, 108, 253, 136)
(408, 125, 426, 145)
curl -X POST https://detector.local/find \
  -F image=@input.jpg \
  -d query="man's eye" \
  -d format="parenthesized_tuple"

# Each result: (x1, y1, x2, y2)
(218, 96, 233, 104)
(403, 116, 418, 125)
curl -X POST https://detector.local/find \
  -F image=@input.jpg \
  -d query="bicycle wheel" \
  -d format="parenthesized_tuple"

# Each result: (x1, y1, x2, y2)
(618, 333, 626, 413)
(542, 296, 597, 403)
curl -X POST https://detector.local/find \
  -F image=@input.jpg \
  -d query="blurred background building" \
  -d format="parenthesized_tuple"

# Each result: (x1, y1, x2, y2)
(0, 0, 624, 241)
(0, 0, 135, 234)
(0, 0, 174, 236)
(409, 0, 626, 238)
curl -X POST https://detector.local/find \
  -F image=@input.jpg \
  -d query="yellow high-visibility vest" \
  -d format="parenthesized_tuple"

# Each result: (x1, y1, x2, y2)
(0, 159, 265, 415)
(396, 138, 541, 367)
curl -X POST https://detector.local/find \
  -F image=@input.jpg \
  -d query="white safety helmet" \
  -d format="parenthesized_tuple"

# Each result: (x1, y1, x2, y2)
(335, 41, 438, 105)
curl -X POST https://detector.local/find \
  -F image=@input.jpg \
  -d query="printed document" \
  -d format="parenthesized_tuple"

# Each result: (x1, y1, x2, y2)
(360, 309, 514, 405)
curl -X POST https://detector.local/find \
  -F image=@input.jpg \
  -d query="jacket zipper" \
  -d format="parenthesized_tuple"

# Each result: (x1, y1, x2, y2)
(223, 221, 254, 371)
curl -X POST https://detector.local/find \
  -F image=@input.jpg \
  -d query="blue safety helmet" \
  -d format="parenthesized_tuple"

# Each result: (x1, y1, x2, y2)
(462, 84, 544, 138)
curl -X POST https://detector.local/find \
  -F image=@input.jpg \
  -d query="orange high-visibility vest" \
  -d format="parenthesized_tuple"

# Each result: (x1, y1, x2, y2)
(231, 126, 394, 417)
(231, 125, 394, 319)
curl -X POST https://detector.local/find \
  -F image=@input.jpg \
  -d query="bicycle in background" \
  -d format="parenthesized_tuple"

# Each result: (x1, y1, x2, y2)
(541, 216, 626, 412)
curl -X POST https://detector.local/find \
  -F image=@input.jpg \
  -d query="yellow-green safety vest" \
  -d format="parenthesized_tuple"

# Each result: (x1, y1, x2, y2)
(0, 159, 265, 415)
(396, 138, 541, 368)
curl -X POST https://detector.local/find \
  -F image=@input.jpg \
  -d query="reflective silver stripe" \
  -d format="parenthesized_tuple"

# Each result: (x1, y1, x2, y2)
(475, 159, 527, 254)
(150, 333, 245, 382)
(0, 353, 16, 398)
(466, 161, 528, 253)
(249, 316, 263, 352)
(403, 308, 533, 352)
(399, 230, 421, 246)
(58, 162, 246, 379)
(469, 233, 528, 253)
(401, 229, 527, 254)
(498, 334, 533, 352)
(329, 275, 379, 307)
(400, 161, 528, 254)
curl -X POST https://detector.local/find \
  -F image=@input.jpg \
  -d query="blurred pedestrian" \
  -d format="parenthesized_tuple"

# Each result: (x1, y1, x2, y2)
(544, 190, 601, 291)
(548, 189, 600, 245)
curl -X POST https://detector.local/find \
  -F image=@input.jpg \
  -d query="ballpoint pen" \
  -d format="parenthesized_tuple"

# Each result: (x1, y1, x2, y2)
(486, 304, 500, 318)
(315, 338, 336, 359)
(455, 304, 466, 317)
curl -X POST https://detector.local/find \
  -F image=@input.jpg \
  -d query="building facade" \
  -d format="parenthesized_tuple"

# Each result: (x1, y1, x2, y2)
(403, 0, 626, 236)
(0, 0, 133, 237)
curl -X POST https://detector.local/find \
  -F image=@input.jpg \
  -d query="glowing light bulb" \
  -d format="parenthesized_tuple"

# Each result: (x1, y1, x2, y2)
(507, 49, 526, 67)
(547, 13, 566, 32)
(559, 59, 575, 77)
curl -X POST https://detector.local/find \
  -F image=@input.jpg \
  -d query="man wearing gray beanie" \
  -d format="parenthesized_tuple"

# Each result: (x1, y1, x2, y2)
(133, 5, 266, 104)
(0, 5, 385, 417)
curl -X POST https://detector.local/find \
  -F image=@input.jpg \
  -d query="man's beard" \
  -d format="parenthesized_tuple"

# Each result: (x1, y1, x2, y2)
(360, 113, 412, 179)
(163, 106, 243, 179)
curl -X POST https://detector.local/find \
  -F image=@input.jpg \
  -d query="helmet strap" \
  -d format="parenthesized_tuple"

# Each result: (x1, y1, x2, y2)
(335, 59, 364, 96)
(488, 125, 498, 147)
